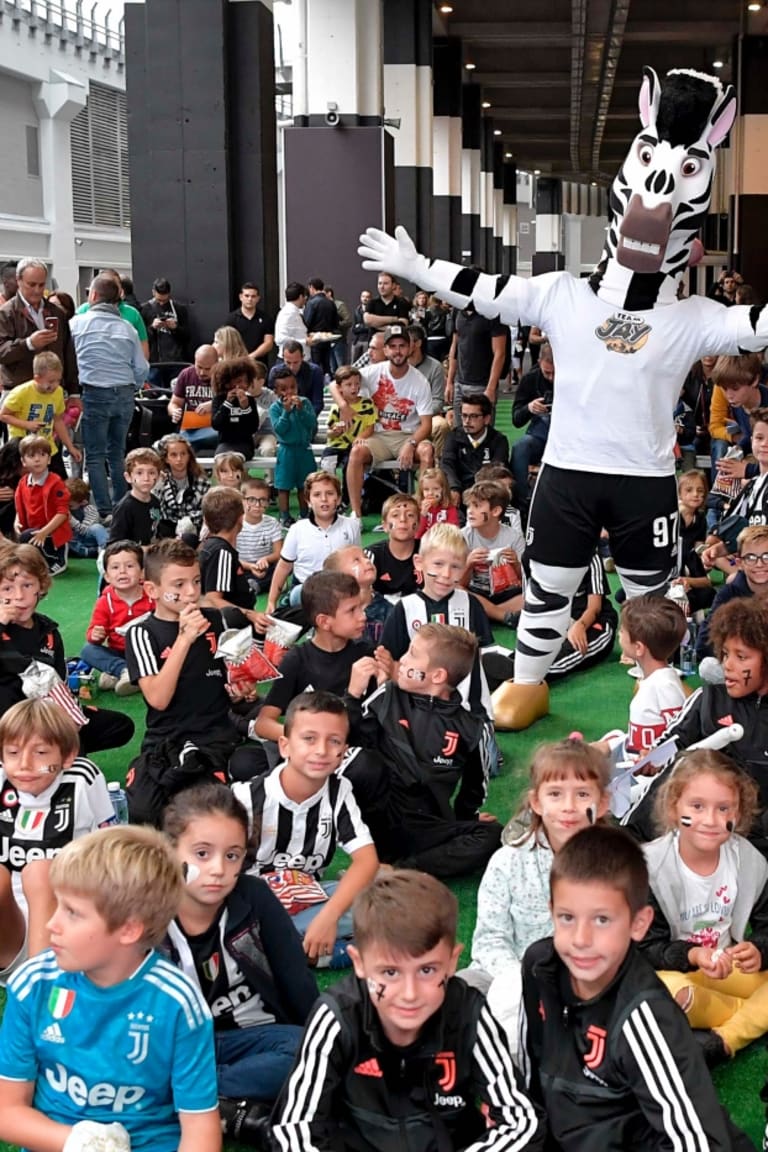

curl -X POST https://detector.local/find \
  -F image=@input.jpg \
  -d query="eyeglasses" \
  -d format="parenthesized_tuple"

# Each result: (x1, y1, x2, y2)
(741, 553, 768, 565)
(243, 496, 269, 505)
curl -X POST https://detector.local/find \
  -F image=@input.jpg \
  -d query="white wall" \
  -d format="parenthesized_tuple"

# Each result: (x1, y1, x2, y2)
(0, 73, 44, 217)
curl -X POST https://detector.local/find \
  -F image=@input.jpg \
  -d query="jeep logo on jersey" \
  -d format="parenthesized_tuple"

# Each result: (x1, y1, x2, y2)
(594, 315, 652, 355)
(584, 1024, 607, 1070)
(45, 1064, 145, 1112)
(435, 1051, 457, 1091)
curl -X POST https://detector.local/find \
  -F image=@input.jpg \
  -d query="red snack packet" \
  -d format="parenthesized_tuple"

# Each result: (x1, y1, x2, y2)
(216, 626, 281, 687)
(263, 616, 303, 667)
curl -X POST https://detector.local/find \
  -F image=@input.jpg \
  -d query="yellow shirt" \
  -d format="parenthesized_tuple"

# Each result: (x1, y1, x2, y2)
(2, 379, 65, 453)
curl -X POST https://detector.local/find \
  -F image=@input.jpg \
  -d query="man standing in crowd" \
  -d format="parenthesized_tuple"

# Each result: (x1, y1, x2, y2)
(0, 262, 17, 307)
(353, 331, 386, 371)
(168, 343, 219, 452)
(70, 275, 148, 518)
(274, 281, 309, 356)
(363, 273, 410, 330)
(141, 277, 190, 383)
(446, 300, 508, 417)
(303, 277, 339, 378)
(226, 282, 275, 365)
(351, 288, 373, 360)
(0, 258, 78, 396)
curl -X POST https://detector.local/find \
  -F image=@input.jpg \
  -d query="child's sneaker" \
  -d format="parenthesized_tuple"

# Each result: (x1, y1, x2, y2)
(98, 672, 119, 692)
(115, 669, 140, 697)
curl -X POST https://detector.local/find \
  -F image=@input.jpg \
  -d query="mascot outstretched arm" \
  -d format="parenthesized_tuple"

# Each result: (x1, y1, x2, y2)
(360, 67, 757, 730)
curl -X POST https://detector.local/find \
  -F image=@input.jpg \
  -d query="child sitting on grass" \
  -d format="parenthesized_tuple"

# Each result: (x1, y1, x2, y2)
(619, 595, 689, 753)
(0, 699, 114, 979)
(234, 691, 379, 970)
(273, 870, 542, 1152)
(416, 466, 459, 538)
(461, 479, 525, 627)
(108, 447, 162, 548)
(198, 486, 258, 619)
(520, 826, 752, 1152)
(236, 476, 283, 597)
(344, 623, 501, 878)
(154, 433, 210, 544)
(0, 825, 221, 1152)
(266, 472, 360, 613)
(696, 524, 768, 664)
(81, 540, 151, 696)
(324, 545, 391, 643)
(66, 478, 108, 559)
(366, 492, 420, 601)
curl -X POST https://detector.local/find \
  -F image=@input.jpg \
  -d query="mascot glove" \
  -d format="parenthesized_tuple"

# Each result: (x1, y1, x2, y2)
(358, 225, 431, 286)
(63, 1121, 131, 1152)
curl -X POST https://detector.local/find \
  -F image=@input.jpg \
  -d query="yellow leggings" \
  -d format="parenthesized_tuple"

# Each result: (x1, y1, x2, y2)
(659, 968, 768, 1053)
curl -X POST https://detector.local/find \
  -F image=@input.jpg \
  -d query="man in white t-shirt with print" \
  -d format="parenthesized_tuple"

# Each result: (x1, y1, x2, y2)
(331, 324, 434, 518)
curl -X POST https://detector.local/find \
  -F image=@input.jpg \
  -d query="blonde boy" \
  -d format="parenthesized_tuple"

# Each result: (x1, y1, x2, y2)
(0, 351, 81, 477)
(0, 825, 220, 1152)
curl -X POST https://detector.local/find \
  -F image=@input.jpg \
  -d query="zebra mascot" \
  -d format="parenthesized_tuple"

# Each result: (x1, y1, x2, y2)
(359, 66, 759, 730)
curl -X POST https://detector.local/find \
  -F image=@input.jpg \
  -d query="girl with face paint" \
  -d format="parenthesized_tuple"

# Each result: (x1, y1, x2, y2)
(465, 739, 610, 1059)
(161, 783, 317, 1130)
(640, 749, 768, 1066)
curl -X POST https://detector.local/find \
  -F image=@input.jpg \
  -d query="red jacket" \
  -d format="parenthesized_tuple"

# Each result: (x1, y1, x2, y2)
(14, 472, 72, 546)
(86, 586, 154, 653)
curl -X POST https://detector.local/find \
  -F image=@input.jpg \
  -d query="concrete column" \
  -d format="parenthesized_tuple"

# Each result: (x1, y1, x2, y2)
(478, 120, 495, 270)
(124, 0, 278, 343)
(284, 0, 390, 307)
(733, 34, 768, 300)
(34, 70, 87, 294)
(492, 141, 504, 272)
(432, 37, 462, 262)
(461, 85, 482, 264)
(501, 162, 517, 275)
(532, 177, 564, 275)
(383, 0, 433, 255)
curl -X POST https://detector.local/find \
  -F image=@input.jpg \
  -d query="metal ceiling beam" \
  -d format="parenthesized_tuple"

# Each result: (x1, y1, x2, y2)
(622, 21, 738, 43)
(451, 21, 571, 44)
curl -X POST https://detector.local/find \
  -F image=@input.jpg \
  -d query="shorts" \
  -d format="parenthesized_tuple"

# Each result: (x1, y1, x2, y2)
(527, 464, 678, 573)
(363, 430, 412, 465)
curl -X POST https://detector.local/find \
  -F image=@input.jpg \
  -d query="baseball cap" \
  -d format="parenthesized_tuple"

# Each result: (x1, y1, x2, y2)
(383, 324, 408, 344)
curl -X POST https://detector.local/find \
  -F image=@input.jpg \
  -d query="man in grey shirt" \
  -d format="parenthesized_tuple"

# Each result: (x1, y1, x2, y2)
(70, 275, 148, 517)
(408, 323, 448, 458)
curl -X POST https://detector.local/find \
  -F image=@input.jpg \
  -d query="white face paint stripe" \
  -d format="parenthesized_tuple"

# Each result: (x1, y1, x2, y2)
(183, 862, 200, 883)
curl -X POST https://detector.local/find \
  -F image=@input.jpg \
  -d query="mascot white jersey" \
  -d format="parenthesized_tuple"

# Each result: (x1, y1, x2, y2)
(359, 67, 763, 729)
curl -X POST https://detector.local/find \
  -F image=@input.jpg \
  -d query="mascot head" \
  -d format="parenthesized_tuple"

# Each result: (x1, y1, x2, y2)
(600, 67, 736, 290)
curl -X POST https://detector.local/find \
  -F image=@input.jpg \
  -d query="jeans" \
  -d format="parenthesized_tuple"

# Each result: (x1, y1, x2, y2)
(81, 385, 136, 515)
(181, 425, 219, 452)
(80, 641, 127, 679)
(290, 880, 354, 940)
(215, 1024, 303, 1101)
(69, 524, 110, 558)
(510, 434, 546, 508)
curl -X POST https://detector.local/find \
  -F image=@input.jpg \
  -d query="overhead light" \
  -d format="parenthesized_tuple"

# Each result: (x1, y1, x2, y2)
(591, 181, 597, 186)
(713, 59, 724, 69)
(493, 129, 502, 136)
(464, 61, 476, 71)
(748, 2, 762, 11)
(533, 168, 541, 175)
(505, 152, 513, 159)
(482, 101, 491, 109)
(439, 3, 454, 11)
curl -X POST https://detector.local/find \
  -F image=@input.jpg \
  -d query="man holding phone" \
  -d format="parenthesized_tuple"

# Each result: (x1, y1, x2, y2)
(0, 257, 79, 396)
(510, 341, 555, 524)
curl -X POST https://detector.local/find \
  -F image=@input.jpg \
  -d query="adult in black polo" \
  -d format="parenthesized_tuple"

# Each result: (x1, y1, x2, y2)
(227, 282, 275, 365)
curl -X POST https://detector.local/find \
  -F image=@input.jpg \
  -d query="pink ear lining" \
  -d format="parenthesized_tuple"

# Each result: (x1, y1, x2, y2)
(639, 77, 653, 127)
(707, 96, 737, 148)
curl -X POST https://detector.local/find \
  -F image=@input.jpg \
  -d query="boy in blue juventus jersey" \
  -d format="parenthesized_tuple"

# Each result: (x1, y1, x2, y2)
(0, 826, 220, 1152)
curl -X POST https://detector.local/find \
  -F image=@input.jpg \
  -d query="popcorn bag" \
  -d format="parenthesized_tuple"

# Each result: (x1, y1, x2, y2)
(488, 547, 522, 596)
(21, 660, 89, 729)
(216, 626, 281, 688)
(263, 868, 328, 915)
(263, 616, 303, 667)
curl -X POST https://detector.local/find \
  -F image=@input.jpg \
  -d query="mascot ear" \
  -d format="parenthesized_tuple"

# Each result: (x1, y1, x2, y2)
(639, 66, 661, 130)
(707, 84, 737, 148)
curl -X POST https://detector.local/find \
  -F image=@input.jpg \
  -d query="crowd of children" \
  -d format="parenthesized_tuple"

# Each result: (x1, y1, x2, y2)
(4, 345, 768, 1152)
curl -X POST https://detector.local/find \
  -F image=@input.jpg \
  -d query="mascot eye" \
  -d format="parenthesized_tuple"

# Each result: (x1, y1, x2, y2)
(681, 157, 701, 177)
(637, 143, 655, 166)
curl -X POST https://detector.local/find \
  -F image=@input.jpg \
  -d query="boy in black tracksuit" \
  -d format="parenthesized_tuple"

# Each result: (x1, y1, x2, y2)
(520, 826, 752, 1152)
(343, 622, 501, 878)
(273, 869, 543, 1152)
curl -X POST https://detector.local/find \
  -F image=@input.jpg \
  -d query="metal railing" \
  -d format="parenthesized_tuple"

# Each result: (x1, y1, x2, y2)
(2, 0, 124, 58)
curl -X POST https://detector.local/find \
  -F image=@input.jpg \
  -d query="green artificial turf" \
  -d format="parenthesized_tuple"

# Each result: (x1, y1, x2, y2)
(0, 397, 764, 1147)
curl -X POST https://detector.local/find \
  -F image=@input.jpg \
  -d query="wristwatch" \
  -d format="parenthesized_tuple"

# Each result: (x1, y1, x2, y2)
(408, 438, 418, 447)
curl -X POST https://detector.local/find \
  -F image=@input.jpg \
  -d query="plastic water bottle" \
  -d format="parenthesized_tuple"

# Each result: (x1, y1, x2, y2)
(680, 624, 697, 677)
(108, 782, 129, 824)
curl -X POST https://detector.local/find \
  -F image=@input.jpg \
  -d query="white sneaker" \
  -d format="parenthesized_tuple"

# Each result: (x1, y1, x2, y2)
(115, 669, 139, 697)
(98, 672, 119, 691)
